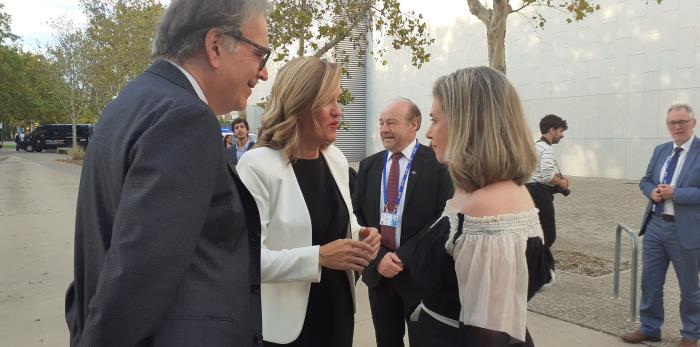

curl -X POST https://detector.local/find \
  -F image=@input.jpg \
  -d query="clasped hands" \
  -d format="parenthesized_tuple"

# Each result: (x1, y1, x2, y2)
(319, 227, 380, 272)
(651, 184, 674, 202)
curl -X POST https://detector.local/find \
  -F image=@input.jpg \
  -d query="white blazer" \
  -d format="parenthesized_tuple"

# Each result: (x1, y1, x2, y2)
(237, 145, 362, 344)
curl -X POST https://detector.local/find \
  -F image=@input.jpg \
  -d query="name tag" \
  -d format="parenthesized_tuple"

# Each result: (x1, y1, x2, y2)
(380, 212, 399, 228)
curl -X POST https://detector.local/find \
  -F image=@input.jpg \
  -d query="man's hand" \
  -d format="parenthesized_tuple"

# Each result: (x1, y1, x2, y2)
(377, 252, 404, 278)
(658, 184, 674, 200)
(359, 227, 380, 260)
(319, 239, 373, 272)
(650, 187, 664, 202)
(559, 177, 570, 190)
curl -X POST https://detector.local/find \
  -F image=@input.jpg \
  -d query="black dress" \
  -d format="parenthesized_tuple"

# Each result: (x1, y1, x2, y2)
(264, 157, 354, 347)
(406, 208, 553, 347)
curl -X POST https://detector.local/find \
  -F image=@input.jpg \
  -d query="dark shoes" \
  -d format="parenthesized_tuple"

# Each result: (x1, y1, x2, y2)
(621, 330, 661, 343)
(620, 331, 698, 346)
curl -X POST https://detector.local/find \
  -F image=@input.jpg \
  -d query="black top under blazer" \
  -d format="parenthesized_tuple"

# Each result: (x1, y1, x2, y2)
(64, 60, 263, 347)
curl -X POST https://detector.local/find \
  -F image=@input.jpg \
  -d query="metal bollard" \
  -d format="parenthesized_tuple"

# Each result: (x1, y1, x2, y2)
(613, 223, 639, 322)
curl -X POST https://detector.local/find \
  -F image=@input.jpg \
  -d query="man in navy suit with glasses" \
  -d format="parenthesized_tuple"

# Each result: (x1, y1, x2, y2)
(623, 104, 700, 347)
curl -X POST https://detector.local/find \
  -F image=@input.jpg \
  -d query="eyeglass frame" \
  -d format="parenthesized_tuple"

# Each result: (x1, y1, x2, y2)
(223, 30, 271, 72)
(666, 119, 694, 128)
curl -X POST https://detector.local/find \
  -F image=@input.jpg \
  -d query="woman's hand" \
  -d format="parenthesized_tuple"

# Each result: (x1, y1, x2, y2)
(359, 227, 381, 260)
(319, 239, 374, 272)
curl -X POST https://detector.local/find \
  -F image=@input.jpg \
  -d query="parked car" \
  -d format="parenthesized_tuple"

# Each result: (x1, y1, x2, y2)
(19, 124, 93, 152)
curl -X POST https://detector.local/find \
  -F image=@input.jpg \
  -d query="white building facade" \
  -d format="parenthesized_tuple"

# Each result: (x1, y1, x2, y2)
(364, 0, 700, 180)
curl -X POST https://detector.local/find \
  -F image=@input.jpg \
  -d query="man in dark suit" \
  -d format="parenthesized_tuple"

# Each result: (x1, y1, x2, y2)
(622, 104, 700, 347)
(64, 1, 270, 346)
(352, 98, 452, 347)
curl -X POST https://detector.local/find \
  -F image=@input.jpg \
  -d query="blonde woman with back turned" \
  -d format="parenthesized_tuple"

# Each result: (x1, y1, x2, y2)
(405, 66, 554, 346)
(237, 57, 381, 347)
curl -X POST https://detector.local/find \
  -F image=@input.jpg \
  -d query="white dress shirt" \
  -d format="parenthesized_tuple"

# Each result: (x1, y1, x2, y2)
(379, 139, 419, 248)
(659, 136, 694, 215)
(528, 139, 560, 185)
(166, 59, 208, 104)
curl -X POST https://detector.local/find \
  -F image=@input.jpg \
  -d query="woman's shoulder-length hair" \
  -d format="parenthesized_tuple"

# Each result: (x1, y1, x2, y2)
(255, 56, 342, 163)
(433, 66, 537, 192)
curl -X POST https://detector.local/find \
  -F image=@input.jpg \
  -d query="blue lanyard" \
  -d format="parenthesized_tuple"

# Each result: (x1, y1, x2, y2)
(382, 140, 419, 213)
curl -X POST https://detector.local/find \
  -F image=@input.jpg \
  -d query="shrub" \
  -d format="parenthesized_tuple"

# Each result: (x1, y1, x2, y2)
(68, 146, 86, 161)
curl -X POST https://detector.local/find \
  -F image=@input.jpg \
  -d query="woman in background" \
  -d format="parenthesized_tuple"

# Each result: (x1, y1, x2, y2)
(222, 134, 233, 148)
(237, 57, 380, 347)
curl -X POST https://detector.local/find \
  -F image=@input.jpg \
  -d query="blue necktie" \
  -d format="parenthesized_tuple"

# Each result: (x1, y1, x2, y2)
(656, 147, 684, 214)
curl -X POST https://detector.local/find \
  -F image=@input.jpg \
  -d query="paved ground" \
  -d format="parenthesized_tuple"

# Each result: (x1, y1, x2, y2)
(0, 150, 685, 346)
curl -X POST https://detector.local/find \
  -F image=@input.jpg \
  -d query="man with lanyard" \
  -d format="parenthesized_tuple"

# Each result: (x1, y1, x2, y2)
(352, 98, 452, 347)
(229, 117, 255, 165)
(526, 114, 569, 248)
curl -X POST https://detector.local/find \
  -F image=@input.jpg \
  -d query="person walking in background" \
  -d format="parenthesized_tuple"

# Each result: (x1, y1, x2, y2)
(622, 104, 700, 347)
(525, 114, 570, 248)
(14, 132, 20, 151)
(229, 118, 256, 165)
(237, 56, 380, 347)
(405, 66, 553, 346)
(223, 134, 234, 148)
(64, 1, 270, 346)
(351, 98, 452, 347)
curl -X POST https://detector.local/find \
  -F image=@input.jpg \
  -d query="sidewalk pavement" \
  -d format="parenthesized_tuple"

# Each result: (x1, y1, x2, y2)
(353, 280, 634, 347)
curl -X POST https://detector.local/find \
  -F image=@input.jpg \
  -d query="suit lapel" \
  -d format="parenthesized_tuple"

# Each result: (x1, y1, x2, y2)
(367, 154, 384, 226)
(677, 136, 700, 186)
(653, 142, 674, 185)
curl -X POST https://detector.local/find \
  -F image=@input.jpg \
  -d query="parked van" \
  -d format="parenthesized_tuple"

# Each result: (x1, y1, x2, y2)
(19, 124, 93, 152)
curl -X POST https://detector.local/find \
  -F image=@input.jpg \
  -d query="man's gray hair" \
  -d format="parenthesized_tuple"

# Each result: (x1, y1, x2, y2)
(152, 0, 268, 63)
(667, 103, 695, 119)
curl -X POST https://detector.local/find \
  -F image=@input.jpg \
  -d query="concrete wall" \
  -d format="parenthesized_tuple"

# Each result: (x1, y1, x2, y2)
(365, 0, 700, 180)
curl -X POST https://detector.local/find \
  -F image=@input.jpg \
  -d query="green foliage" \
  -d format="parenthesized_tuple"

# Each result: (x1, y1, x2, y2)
(79, 0, 164, 116)
(269, 0, 434, 68)
(0, 47, 66, 125)
(520, 0, 601, 27)
(0, 4, 18, 44)
(68, 145, 86, 160)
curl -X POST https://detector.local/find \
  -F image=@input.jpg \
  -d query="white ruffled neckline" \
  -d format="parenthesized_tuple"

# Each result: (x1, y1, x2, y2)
(445, 203, 539, 222)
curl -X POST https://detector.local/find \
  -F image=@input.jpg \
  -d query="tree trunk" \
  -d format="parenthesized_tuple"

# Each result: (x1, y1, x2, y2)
(297, 0, 306, 56)
(71, 117, 77, 149)
(487, 0, 509, 74)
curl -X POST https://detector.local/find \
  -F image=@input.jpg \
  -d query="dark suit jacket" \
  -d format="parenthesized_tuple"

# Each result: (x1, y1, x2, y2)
(639, 136, 700, 249)
(352, 143, 452, 309)
(65, 60, 262, 347)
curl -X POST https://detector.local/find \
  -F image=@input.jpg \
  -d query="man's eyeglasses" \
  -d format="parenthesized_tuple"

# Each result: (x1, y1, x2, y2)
(667, 119, 693, 127)
(226, 31, 271, 72)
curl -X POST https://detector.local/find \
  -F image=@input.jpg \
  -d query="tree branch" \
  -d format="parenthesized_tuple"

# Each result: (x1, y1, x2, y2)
(511, 2, 531, 13)
(467, 0, 490, 24)
(314, 1, 372, 57)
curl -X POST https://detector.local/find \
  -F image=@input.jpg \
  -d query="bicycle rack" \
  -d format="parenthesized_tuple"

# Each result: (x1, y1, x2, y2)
(613, 223, 639, 323)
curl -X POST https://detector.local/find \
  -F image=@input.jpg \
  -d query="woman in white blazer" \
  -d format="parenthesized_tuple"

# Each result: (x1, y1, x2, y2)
(237, 57, 380, 347)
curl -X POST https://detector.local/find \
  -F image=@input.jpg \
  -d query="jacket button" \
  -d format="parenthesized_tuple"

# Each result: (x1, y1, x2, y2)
(251, 284, 260, 294)
(254, 333, 263, 345)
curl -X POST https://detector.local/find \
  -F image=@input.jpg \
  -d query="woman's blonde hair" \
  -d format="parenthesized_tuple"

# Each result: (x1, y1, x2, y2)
(256, 56, 342, 163)
(432, 66, 537, 192)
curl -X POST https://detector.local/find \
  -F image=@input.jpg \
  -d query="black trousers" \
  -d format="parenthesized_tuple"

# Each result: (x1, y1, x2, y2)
(368, 277, 420, 347)
(526, 184, 556, 248)
(413, 310, 460, 347)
